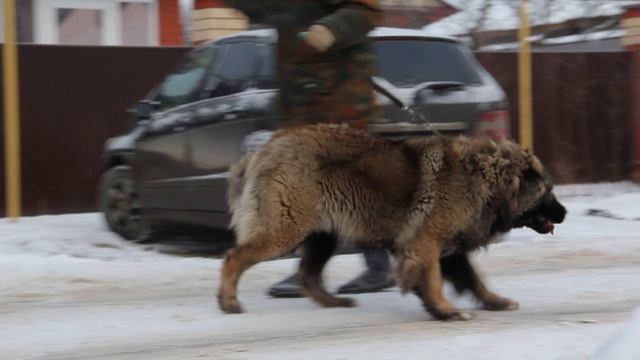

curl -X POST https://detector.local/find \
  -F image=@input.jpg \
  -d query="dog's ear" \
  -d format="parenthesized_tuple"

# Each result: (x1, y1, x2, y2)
(524, 149, 545, 174)
(520, 166, 539, 192)
(519, 152, 550, 194)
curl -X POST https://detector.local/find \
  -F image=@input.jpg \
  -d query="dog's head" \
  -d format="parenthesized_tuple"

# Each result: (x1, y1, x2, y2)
(468, 139, 566, 235)
(502, 144, 567, 234)
(511, 165, 566, 234)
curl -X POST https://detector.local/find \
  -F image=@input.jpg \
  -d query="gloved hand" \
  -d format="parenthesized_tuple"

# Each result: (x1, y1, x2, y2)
(298, 24, 336, 52)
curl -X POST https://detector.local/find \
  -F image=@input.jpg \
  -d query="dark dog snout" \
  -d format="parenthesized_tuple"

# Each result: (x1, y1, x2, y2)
(540, 195, 567, 224)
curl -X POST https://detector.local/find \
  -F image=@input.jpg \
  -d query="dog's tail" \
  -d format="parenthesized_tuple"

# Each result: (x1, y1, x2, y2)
(227, 153, 253, 214)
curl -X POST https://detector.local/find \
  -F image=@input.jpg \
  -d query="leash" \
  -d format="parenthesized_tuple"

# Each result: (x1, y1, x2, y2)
(370, 78, 443, 137)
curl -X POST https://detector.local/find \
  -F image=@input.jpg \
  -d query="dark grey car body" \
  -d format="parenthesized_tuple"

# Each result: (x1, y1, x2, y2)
(101, 27, 508, 240)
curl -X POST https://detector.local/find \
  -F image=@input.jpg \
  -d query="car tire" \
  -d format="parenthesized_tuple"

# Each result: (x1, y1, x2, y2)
(99, 166, 142, 240)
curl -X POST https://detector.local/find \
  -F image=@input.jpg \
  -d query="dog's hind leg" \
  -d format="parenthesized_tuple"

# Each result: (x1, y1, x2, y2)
(218, 229, 305, 314)
(440, 253, 519, 311)
(298, 232, 356, 308)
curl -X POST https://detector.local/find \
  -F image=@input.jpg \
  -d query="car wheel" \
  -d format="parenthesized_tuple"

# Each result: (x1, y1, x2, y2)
(99, 166, 142, 240)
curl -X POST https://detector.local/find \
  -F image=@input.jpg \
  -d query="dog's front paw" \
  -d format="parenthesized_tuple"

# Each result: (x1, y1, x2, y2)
(218, 296, 244, 314)
(336, 296, 357, 308)
(432, 309, 475, 321)
(483, 297, 519, 311)
(323, 296, 357, 308)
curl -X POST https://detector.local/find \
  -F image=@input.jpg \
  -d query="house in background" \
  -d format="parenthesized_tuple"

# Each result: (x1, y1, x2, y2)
(379, 0, 457, 29)
(189, 0, 458, 43)
(423, 0, 640, 51)
(191, 0, 247, 43)
(0, 0, 186, 46)
(1, 1, 634, 51)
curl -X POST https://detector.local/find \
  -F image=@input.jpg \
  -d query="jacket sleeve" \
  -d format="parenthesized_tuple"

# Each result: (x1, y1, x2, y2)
(315, 0, 381, 49)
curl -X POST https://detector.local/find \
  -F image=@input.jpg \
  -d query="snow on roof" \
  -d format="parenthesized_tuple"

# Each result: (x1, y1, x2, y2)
(206, 27, 463, 45)
(541, 29, 626, 45)
(218, 28, 276, 40)
(369, 27, 461, 42)
(478, 29, 626, 51)
(423, 0, 640, 36)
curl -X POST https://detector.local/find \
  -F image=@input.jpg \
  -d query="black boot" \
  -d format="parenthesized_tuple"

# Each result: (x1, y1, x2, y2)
(337, 248, 395, 294)
(266, 273, 304, 298)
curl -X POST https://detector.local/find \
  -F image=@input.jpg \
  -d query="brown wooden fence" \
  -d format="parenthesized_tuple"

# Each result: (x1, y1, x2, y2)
(477, 51, 634, 184)
(0, 46, 635, 216)
(0, 45, 189, 216)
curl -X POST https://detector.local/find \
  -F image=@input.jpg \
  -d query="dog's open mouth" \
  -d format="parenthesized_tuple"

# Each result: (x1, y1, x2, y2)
(513, 213, 555, 234)
(514, 196, 567, 234)
(531, 215, 555, 234)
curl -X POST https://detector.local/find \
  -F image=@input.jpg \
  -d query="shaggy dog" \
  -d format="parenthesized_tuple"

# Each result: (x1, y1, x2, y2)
(218, 124, 566, 321)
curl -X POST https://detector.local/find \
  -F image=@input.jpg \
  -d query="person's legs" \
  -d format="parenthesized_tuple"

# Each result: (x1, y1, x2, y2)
(364, 246, 391, 273)
(336, 247, 395, 294)
(267, 272, 303, 298)
(266, 233, 332, 299)
(267, 246, 395, 298)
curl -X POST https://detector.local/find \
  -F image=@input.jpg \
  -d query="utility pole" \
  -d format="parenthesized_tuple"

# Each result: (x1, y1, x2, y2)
(3, 0, 22, 221)
(518, 0, 533, 151)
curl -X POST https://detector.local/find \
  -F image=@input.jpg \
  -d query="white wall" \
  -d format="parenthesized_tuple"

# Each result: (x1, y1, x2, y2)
(0, 0, 5, 43)
(33, 0, 159, 46)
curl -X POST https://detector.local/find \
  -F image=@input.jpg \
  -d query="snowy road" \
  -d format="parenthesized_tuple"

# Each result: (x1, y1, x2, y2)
(2, 183, 640, 359)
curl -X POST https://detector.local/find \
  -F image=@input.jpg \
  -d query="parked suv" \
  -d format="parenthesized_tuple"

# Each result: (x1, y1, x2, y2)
(100, 27, 509, 241)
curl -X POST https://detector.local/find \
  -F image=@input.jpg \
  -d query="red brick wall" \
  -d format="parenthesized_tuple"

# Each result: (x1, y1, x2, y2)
(159, 0, 183, 45)
(380, 5, 457, 29)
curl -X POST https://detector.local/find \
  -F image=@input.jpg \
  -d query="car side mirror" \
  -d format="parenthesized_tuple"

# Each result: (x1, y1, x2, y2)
(129, 100, 160, 120)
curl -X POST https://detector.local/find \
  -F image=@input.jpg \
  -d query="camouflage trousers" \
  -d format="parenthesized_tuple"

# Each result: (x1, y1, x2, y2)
(280, 92, 373, 130)
(279, 63, 375, 130)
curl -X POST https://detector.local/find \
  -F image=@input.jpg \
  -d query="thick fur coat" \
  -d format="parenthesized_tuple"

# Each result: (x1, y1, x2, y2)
(219, 124, 566, 320)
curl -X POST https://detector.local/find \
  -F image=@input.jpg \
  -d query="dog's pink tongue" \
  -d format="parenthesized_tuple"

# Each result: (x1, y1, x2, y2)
(544, 220, 555, 234)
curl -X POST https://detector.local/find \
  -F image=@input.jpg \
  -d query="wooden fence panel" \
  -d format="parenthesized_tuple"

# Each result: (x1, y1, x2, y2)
(0, 47, 634, 216)
(0, 45, 189, 216)
(477, 51, 633, 183)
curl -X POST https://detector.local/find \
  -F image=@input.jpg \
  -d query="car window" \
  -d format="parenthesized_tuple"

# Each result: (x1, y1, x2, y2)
(155, 47, 215, 110)
(374, 40, 482, 87)
(257, 45, 277, 89)
(210, 42, 260, 96)
(255, 44, 277, 89)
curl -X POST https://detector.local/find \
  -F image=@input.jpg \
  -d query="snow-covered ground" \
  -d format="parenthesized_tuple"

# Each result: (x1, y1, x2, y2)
(2, 182, 640, 359)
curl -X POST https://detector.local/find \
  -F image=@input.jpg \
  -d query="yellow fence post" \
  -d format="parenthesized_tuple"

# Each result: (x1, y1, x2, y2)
(518, 0, 533, 151)
(3, 0, 22, 221)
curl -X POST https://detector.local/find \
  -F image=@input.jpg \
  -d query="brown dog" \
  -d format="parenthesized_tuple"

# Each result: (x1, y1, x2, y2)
(218, 124, 566, 320)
